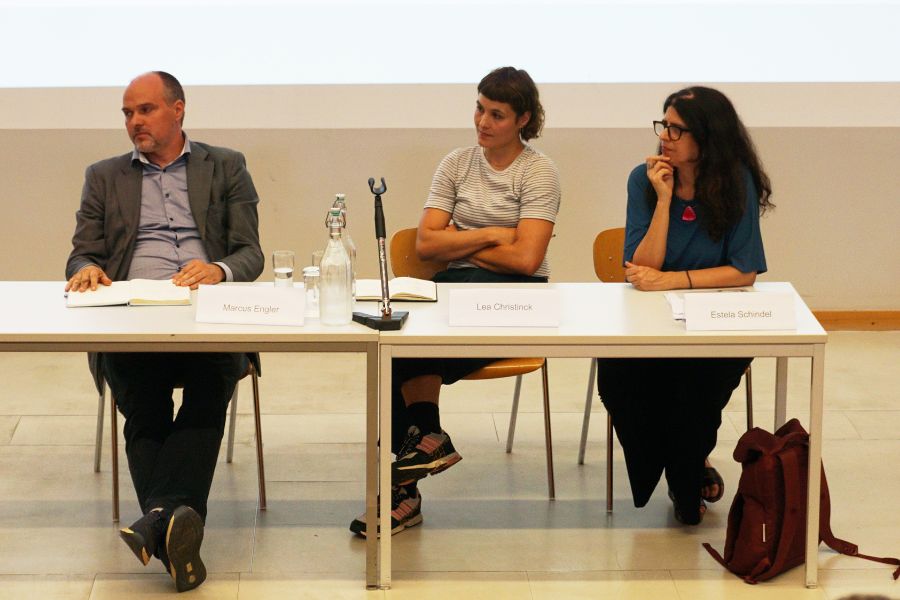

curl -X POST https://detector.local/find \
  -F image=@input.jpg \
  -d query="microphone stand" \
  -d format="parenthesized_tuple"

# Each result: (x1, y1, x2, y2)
(351, 177, 409, 331)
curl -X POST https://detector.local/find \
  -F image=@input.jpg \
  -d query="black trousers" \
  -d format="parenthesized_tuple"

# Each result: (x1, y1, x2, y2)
(391, 267, 547, 453)
(102, 352, 244, 520)
(597, 357, 751, 523)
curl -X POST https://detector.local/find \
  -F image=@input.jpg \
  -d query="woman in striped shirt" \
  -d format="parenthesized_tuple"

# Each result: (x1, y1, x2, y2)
(350, 66, 561, 537)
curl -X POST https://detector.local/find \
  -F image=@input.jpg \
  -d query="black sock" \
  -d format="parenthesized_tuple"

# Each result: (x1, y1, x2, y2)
(401, 482, 418, 498)
(406, 402, 441, 435)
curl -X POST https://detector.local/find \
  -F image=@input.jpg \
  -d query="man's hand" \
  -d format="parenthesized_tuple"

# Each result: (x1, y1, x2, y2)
(173, 260, 224, 290)
(65, 265, 112, 292)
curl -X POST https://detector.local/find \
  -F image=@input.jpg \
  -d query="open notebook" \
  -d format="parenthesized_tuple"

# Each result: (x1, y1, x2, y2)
(66, 279, 191, 307)
(355, 277, 437, 302)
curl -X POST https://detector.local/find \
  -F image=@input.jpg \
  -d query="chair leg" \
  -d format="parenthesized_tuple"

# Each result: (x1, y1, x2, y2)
(94, 379, 106, 473)
(251, 368, 267, 511)
(110, 389, 120, 523)
(745, 364, 754, 430)
(578, 358, 598, 465)
(226, 381, 239, 464)
(540, 361, 555, 500)
(606, 411, 614, 513)
(505, 374, 524, 453)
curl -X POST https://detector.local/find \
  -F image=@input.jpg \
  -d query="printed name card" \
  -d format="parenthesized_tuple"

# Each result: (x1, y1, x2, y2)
(196, 285, 305, 326)
(683, 291, 796, 331)
(448, 288, 560, 327)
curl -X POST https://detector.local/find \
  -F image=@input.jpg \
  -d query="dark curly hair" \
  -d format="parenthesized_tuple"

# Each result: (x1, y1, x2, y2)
(477, 67, 545, 141)
(648, 86, 773, 241)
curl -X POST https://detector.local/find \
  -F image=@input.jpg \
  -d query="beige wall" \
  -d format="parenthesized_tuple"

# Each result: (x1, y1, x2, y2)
(2, 125, 898, 310)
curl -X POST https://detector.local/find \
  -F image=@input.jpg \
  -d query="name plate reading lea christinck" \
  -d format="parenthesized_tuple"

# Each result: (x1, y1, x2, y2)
(195, 285, 305, 326)
(683, 291, 796, 331)
(449, 288, 560, 327)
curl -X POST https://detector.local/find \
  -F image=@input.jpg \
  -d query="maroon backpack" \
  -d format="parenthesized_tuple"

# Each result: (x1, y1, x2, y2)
(703, 418, 899, 584)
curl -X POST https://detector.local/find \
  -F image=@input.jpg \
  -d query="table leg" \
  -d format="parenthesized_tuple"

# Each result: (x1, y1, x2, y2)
(365, 342, 379, 589)
(805, 345, 825, 588)
(378, 343, 393, 589)
(774, 357, 789, 429)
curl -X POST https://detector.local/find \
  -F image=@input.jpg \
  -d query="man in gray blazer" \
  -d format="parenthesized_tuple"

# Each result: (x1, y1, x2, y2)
(65, 71, 263, 593)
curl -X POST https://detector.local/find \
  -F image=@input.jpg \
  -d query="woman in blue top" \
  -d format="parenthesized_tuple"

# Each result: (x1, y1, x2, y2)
(598, 86, 773, 525)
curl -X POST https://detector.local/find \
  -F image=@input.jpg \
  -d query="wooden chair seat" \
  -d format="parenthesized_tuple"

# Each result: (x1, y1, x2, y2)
(464, 357, 545, 380)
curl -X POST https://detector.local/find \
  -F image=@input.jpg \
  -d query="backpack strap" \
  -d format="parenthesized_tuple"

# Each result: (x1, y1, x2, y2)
(702, 543, 730, 571)
(817, 468, 900, 580)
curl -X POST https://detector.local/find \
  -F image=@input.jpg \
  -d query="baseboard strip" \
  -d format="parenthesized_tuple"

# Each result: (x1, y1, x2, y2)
(813, 311, 900, 331)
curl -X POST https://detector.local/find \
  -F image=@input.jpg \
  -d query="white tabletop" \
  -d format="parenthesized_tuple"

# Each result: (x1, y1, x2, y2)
(0, 282, 379, 350)
(380, 282, 826, 348)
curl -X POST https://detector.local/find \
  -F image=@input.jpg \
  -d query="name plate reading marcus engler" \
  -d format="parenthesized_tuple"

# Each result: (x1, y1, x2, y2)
(196, 285, 305, 326)
(449, 288, 560, 327)
(683, 291, 796, 331)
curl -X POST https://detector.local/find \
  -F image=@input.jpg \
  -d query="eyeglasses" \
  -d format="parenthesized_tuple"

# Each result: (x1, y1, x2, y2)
(653, 120, 690, 141)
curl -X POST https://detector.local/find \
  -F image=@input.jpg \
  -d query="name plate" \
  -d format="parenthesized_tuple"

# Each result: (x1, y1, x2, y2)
(449, 288, 559, 327)
(684, 291, 796, 331)
(196, 285, 305, 326)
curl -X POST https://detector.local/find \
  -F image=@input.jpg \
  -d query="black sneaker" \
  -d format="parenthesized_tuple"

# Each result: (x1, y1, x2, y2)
(392, 425, 462, 486)
(165, 506, 207, 593)
(349, 486, 423, 538)
(119, 508, 168, 566)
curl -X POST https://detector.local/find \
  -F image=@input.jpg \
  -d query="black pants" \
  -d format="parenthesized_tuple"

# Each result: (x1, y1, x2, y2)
(102, 352, 244, 520)
(597, 357, 751, 523)
(391, 267, 547, 453)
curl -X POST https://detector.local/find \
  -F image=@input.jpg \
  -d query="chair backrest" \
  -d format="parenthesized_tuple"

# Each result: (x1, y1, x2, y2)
(389, 227, 449, 279)
(593, 228, 627, 283)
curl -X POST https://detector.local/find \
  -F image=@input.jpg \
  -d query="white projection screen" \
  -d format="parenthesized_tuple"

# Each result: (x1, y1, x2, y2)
(1, 0, 899, 129)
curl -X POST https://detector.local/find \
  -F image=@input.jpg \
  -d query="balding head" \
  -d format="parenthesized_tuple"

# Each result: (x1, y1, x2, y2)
(122, 72, 186, 167)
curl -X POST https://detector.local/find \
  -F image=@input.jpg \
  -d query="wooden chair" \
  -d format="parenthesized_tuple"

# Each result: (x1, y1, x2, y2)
(577, 227, 753, 512)
(389, 228, 555, 499)
(94, 358, 266, 522)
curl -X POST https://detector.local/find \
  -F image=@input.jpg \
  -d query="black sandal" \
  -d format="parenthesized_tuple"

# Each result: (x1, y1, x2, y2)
(668, 489, 706, 525)
(701, 466, 725, 503)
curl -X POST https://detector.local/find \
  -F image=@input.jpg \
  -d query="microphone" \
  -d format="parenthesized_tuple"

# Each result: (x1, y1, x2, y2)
(351, 177, 408, 330)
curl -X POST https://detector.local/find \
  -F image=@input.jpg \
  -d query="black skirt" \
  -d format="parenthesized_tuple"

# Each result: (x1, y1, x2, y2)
(596, 356, 751, 522)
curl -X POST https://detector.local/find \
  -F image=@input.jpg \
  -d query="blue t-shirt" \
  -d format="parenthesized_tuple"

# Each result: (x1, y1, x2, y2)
(623, 164, 767, 274)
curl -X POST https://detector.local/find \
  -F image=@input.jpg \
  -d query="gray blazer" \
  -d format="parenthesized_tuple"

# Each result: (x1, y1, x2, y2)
(66, 141, 265, 391)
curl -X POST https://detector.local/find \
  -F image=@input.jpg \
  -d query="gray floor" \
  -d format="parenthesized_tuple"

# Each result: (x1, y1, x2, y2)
(0, 331, 898, 599)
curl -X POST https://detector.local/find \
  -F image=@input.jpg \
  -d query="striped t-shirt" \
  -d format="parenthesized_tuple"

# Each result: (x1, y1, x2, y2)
(424, 145, 561, 278)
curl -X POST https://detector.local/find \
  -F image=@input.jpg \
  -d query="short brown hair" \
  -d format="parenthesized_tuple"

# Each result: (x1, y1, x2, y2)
(477, 67, 545, 141)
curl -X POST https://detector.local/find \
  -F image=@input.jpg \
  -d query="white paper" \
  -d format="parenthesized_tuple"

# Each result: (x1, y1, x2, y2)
(195, 285, 305, 326)
(448, 288, 559, 327)
(664, 287, 753, 321)
(684, 291, 796, 331)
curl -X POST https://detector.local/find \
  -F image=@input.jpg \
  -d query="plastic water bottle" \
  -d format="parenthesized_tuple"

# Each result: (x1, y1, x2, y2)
(318, 208, 353, 325)
(333, 193, 358, 297)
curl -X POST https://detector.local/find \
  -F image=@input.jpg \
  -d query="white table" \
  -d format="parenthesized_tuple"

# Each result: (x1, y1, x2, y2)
(0, 282, 384, 588)
(375, 282, 827, 588)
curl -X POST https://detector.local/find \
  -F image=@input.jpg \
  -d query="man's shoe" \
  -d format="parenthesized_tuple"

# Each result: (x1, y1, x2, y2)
(165, 506, 207, 593)
(119, 508, 168, 566)
(349, 486, 423, 538)
(392, 425, 462, 486)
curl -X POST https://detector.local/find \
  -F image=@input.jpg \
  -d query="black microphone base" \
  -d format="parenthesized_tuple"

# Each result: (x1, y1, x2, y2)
(352, 311, 409, 331)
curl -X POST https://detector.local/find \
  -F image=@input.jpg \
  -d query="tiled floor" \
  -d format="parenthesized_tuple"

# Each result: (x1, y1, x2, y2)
(0, 331, 898, 599)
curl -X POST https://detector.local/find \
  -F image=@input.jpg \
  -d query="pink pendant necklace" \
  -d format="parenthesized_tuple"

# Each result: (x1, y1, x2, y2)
(681, 205, 696, 222)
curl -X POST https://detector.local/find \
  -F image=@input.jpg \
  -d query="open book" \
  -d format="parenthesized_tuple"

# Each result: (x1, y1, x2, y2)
(66, 279, 191, 307)
(355, 277, 437, 302)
